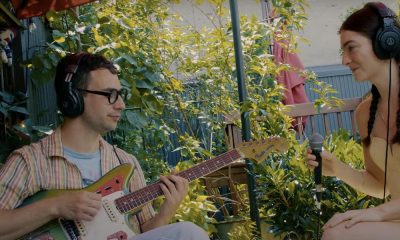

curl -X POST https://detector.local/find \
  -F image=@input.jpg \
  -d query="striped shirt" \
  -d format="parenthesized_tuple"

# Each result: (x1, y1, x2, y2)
(0, 127, 155, 233)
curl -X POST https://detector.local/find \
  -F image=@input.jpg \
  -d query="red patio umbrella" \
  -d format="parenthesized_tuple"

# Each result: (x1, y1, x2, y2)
(273, 40, 309, 106)
(273, 40, 309, 131)
(10, 0, 96, 19)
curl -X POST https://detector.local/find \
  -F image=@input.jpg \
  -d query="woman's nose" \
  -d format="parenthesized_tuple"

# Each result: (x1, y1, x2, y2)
(342, 53, 351, 66)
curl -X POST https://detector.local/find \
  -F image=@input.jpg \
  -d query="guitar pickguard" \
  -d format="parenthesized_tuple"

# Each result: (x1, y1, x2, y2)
(21, 192, 137, 240)
(72, 191, 135, 239)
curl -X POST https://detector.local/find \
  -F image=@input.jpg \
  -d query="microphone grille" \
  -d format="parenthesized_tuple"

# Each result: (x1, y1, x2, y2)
(309, 133, 324, 150)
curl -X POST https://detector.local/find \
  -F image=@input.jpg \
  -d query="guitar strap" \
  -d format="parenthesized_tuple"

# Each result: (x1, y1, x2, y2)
(112, 144, 123, 165)
(109, 131, 124, 165)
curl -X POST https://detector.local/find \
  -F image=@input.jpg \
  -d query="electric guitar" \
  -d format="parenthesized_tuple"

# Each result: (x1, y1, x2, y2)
(19, 137, 288, 240)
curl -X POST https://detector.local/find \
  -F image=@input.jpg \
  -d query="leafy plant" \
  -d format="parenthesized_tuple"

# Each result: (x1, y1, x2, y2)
(0, 90, 53, 164)
(226, 219, 258, 240)
(256, 130, 381, 240)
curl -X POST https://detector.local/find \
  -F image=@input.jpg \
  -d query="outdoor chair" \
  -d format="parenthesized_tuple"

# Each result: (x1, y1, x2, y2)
(200, 162, 247, 217)
(286, 97, 362, 141)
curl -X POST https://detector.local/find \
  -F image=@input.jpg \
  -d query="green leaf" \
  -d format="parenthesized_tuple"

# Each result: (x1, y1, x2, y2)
(287, 181, 296, 194)
(135, 78, 155, 89)
(45, 11, 58, 22)
(9, 106, 29, 115)
(0, 105, 8, 117)
(31, 69, 54, 86)
(125, 110, 148, 128)
(144, 71, 161, 82)
(13, 124, 31, 137)
(115, 54, 138, 66)
(0, 91, 14, 103)
(143, 94, 163, 113)
(32, 125, 54, 135)
(52, 30, 66, 43)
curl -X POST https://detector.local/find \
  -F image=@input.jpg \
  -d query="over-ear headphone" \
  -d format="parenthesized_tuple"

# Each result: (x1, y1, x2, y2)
(59, 53, 86, 118)
(367, 2, 400, 59)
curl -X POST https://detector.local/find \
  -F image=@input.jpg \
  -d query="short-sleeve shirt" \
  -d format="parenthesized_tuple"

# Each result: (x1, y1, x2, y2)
(0, 127, 155, 233)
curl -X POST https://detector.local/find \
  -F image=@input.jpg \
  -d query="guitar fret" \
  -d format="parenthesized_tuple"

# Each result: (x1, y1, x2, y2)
(116, 149, 243, 214)
(116, 182, 164, 213)
(178, 149, 241, 182)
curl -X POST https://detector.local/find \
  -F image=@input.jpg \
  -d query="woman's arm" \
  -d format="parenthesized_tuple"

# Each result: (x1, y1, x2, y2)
(323, 197, 400, 230)
(307, 97, 385, 198)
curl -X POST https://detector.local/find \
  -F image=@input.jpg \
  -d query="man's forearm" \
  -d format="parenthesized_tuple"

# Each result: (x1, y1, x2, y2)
(0, 198, 57, 240)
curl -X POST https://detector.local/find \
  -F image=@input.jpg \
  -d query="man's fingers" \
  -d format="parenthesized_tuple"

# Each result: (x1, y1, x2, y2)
(160, 182, 174, 201)
(160, 176, 177, 197)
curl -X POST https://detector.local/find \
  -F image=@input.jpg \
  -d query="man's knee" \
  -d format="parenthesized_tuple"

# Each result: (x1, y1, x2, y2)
(175, 222, 209, 240)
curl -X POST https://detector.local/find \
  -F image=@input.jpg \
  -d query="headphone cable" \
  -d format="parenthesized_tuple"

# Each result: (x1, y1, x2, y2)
(383, 58, 392, 202)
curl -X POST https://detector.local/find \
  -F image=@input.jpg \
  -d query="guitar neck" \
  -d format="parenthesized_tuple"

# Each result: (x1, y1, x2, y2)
(115, 149, 242, 214)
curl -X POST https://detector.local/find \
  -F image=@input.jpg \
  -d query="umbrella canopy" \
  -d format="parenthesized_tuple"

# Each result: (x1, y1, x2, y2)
(10, 0, 96, 19)
(273, 40, 309, 106)
(273, 40, 309, 132)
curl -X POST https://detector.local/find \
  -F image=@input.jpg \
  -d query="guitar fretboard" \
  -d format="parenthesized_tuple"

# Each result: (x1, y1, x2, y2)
(115, 149, 242, 214)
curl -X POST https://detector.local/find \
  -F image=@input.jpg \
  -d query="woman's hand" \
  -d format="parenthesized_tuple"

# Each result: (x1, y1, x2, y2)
(306, 149, 341, 176)
(323, 207, 383, 230)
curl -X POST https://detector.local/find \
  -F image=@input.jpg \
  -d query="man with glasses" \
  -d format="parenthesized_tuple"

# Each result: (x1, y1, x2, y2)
(0, 52, 209, 240)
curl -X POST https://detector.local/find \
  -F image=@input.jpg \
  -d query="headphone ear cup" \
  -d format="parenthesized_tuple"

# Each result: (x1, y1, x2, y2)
(375, 22, 400, 59)
(60, 81, 84, 117)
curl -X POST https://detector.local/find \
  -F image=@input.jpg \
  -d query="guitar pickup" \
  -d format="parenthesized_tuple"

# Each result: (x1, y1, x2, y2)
(103, 198, 118, 222)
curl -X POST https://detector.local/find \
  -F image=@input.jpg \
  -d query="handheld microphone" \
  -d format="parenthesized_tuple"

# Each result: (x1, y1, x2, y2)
(310, 132, 324, 209)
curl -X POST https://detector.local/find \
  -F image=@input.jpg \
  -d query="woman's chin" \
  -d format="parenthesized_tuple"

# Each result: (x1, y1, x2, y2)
(353, 74, 365, 82)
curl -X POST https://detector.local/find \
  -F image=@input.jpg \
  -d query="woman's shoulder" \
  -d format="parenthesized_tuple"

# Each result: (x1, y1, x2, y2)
(356, 96, 372, 115)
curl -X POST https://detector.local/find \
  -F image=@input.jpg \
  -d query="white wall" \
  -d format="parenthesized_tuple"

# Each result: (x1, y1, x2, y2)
(168, 0, 264, 29)
(298, 0, 398, 67)
(170, 0, 398, 67)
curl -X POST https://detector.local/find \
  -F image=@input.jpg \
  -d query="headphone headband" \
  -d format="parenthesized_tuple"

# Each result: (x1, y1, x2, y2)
(367, 2, 395, 18)
(59, 52, 87, 117)
(365, 2, 400, 59)
(65, 64, 79, 76)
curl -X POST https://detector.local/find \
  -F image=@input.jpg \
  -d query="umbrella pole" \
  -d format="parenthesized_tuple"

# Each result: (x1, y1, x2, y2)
(229, 0, 261, 233)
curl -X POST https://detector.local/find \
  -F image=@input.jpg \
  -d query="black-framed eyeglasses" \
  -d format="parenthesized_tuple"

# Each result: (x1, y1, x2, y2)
(77, 88, 129, 104)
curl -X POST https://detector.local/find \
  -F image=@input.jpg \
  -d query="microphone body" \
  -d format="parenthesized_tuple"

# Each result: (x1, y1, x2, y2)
(312, 149, 322, 186)
(310, 133, 324, 208)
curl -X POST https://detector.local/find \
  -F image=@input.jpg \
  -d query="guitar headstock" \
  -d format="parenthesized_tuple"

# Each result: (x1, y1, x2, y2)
(236, 137, 289, 163)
